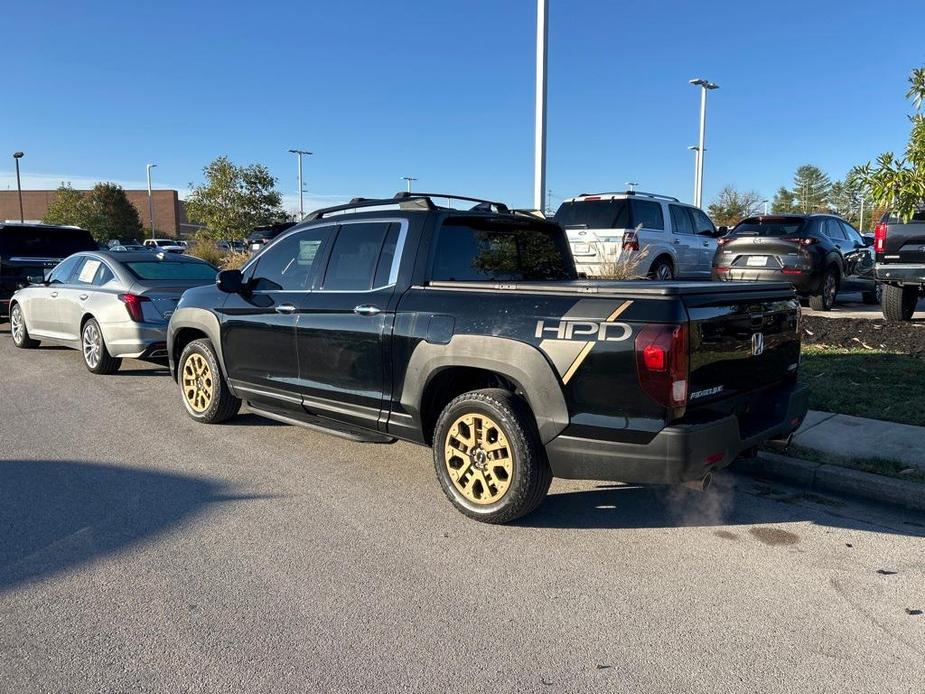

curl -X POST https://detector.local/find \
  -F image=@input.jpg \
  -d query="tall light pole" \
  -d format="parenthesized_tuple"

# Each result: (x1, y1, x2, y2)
(687, 145, 700, 202)
(690, 78, 718, 208)
(402, 176, 417, 193)
(761, 199, 770, 215)
(146, 163, 157, 238)
(534, 0, 549, 212)
(288, 149, 312, 219)
(12, 152, 24, 223)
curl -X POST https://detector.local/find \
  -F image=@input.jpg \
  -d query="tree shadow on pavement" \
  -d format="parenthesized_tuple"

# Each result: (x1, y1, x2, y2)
(0, 459, 272, 591)
(517, 473, 925, 537)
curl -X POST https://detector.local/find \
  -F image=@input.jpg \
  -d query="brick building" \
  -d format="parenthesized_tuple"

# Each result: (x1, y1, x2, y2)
(0, 189, 189, 237)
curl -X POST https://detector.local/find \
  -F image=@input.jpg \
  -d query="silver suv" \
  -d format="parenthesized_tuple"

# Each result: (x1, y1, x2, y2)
(554, 191, 723, 279)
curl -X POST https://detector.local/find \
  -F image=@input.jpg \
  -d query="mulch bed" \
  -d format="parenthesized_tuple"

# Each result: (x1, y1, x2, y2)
(802, 315, 925, 358)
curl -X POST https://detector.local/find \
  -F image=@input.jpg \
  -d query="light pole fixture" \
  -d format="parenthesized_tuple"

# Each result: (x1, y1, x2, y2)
(402, 176, 418, 193)
(534, 0, 549, 213)
(288, 149, 312, 219)
(687, 146, 701, 203)
(146, 163, 157, 238)
(689, 78, 719, 208)
(13, 152, 24, 223)
(625, 181, 639, 192)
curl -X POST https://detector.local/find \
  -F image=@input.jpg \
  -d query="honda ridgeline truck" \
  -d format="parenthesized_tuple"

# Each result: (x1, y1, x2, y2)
(167, 193, 809, 523)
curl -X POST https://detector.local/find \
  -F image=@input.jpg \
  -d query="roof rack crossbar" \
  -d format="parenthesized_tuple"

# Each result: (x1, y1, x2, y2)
(305, 192, 512, 220)
(577, 191, 679, 203)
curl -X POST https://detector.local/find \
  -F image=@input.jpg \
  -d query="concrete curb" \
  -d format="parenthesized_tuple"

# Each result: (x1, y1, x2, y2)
(732, 452, 925, 512)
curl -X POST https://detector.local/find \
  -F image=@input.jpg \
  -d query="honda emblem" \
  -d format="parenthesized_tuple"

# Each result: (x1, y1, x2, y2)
(751, 332, 765, 357)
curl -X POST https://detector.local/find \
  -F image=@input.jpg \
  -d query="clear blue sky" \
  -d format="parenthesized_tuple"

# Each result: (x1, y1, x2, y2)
(4, 0, 924, 213)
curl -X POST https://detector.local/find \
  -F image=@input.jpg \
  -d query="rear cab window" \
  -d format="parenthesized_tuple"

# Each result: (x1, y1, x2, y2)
(322, 222, 394, 291)
(431, 217, 576, 282)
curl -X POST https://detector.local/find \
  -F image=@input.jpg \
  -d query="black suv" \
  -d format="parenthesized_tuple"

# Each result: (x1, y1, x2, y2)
(1, 223, 98, 318)
(874, 209, 925, 320)
(712, 214, 877, 310)
(167, 193, 807, 523)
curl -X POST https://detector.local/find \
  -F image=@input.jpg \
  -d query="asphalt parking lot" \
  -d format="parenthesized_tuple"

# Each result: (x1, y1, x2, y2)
(1, 326, 923, 693)
(807, 291, 925, 320)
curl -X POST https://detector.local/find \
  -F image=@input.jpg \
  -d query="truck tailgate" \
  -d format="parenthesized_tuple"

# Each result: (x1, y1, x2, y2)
(683, 290, 801, 407)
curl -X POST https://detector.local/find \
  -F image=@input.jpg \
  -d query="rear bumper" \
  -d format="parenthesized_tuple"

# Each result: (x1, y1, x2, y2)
(101, 322, 168, 359)
(875, 263, 925, 286)
(545, 383, 810, 485)
(0, 297, 9, 318)
(713, 267, 820, 295)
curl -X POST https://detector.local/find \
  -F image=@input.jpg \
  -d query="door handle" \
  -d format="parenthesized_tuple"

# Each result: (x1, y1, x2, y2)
(354, 304, 382, 316)
(672, 239, 681, 245)
(79, 294, 88, 301)
(702, 241, 710, 247)
(50, 291, 58, 298)
(275, 303, 296, 314)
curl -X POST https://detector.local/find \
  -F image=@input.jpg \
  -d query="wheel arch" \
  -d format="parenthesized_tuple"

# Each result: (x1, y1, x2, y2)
(401, 335, 569, 446)
(648, 253, 675, 276)
(167, 307, 228, 383)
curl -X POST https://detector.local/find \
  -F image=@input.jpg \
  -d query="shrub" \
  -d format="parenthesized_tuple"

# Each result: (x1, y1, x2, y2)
(186, 239, 226, 267)
(221, 250, 251, 270)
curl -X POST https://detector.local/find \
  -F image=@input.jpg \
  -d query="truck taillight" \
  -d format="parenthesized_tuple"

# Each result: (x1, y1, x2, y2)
(874, 222, 887, 254)
(622, 230, 640, 251)
(118, 293, 149, 322)
(635, 324, 689, 410)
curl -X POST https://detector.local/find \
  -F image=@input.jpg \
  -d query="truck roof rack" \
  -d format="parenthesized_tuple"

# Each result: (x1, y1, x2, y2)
(577, 191, 680, 203)
(304, 192, 511, 220)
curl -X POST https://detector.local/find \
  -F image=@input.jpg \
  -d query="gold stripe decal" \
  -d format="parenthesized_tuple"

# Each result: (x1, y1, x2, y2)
(560, 300, 633, 385)
(606, 300, 633, 322)
(562, 341, 596, 384)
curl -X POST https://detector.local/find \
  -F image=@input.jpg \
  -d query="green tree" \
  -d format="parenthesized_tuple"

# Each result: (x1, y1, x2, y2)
(42, 182, 141, 242)
(42, 184, 87, 227)
(185, 156, 285, 239)
(771, 186, 797, 214)
(706, 185, 765, 227)
(792, 164, 831, 213)
(81, 183, 142, 242)
(857, 66, 925, 222)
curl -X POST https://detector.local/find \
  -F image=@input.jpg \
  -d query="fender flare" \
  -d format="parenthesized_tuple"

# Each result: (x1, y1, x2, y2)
(401, 334, 569, 444)
(167, 307, 230, 383)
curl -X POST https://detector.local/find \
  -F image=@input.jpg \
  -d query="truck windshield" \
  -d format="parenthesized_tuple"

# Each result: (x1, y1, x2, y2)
(554, 200, 629, 229)
(0, 226, 97, 257)
(432, 219, 576, 282)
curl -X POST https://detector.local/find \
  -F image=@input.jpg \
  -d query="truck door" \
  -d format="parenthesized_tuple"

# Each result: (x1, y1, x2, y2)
(294, 220, 403, 432)
(221, 225, 333, 408)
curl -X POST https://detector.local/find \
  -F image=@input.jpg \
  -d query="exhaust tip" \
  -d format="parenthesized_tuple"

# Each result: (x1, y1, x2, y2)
(682, 473, 712, 492)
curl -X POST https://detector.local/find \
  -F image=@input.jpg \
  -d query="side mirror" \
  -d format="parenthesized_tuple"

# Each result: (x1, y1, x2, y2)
(716, 226, 729, 236)
(862, 234, 875, 247)
(26, 274, 48, 285)
(216, 269, 244, 293)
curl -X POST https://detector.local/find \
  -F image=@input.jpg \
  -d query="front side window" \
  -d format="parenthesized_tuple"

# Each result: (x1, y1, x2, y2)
(47, 255, 83, 284)
(669, 205, 694, 235)
(630, 200, 665, 230)
(692, 208, 716, 234)
(431, 219, 575, 282)
(840, 221, 864, 246)
(251, 227, 331, 291)
(322, 222, 393, 291)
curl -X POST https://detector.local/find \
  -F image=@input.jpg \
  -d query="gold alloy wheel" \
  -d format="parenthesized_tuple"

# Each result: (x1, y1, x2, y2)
(182, 353, 214, 413)
(444, 413, 513, 504)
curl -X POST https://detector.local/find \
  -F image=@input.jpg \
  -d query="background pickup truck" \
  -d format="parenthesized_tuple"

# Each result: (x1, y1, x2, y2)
(167, 192, 809, 523)
(874, 209, 925, 320)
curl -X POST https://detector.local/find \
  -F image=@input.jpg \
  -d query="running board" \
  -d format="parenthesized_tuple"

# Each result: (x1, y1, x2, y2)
(246, 404, 397, 444)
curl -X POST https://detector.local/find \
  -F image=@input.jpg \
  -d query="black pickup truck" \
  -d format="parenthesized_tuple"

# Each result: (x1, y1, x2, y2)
(167, 193, 809, 523)
(874, 210, 925, 320)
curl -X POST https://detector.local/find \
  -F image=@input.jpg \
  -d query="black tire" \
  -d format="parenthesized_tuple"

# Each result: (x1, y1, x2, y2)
(861, 285, 880, 305)
(881, 284, 919, 321)
(432, 388, 552, 524)
(81, 318, 121, 374)
(648, 257, 674, 281)
(178, 338, 241, 423)
(809, 267, 839, 311)
(10, 303, 40, 349)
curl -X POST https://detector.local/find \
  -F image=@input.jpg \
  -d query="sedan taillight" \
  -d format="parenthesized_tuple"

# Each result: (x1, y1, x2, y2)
(118, 293, 150, 322)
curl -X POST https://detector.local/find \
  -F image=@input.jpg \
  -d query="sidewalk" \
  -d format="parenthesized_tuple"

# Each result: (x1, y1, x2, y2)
(793, 410, 925, 471)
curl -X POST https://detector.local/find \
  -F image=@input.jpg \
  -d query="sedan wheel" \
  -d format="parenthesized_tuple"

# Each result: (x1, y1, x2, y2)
(10, 304, 40, 349)
(81, 319, 121, 374)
